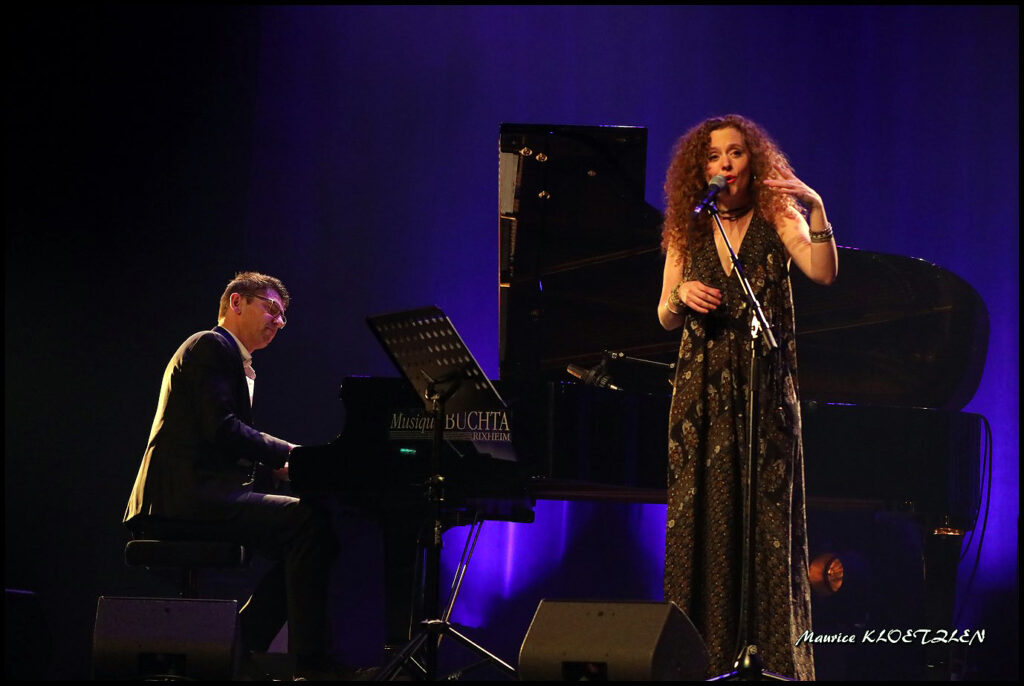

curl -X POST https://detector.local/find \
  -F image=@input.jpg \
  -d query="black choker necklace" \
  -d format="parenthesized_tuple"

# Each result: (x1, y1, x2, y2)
(718, 204, 753, 221)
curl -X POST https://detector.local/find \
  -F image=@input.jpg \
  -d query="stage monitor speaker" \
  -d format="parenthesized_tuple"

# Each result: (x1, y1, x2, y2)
(92, 596, 238, 681)
(518, 599, 708, 681)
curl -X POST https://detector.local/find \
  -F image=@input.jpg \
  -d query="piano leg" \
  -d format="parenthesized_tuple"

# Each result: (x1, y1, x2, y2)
(923, 527, 964, 680)
(379, 506, 429, 656)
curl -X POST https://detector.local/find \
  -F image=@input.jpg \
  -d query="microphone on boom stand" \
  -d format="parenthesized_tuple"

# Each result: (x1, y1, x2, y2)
(566, 362, 621, 391)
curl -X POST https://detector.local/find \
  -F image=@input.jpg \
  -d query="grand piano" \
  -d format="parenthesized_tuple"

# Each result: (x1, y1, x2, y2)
(290, 124, 989, 679)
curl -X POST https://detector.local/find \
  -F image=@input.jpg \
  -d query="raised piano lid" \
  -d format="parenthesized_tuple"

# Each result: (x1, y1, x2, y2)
(498, 122, 660, 278)
(498, 122, 671, 394)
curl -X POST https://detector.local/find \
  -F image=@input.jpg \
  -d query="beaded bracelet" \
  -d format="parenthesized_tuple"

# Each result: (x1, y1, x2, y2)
(809, 221, 834, 243)
(667, 282, 685, 313)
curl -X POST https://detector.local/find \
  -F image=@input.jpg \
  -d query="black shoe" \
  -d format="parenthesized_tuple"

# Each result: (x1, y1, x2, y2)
(293, 658, 368, 681)
(351, 666, 379, 681)
(293, 664, 379, 682)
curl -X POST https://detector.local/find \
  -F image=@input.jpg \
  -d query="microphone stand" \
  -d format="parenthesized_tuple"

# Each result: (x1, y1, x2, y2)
(702, 202, 790, 682)
(601, 350, 676, 392)
(604, 349, 676, 371)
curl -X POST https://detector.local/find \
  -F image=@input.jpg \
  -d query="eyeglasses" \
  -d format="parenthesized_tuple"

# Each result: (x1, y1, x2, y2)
(249, 293, 287, 326)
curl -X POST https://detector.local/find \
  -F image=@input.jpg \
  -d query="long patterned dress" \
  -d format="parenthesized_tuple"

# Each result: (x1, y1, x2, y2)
(663, 215, 815, 680)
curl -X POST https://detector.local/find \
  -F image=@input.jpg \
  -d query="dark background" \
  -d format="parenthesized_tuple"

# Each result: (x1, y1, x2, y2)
(5, 6, 1018, 680)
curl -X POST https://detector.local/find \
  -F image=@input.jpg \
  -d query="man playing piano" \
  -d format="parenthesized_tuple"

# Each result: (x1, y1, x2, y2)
(123, 271, 347, 680)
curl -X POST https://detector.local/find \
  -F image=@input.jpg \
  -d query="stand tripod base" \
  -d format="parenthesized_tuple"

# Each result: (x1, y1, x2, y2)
(708, 645, 793, 682)
(374, 619, 517, 681)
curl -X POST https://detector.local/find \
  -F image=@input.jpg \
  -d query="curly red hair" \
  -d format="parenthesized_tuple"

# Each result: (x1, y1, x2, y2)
(661, 114, 799, 266)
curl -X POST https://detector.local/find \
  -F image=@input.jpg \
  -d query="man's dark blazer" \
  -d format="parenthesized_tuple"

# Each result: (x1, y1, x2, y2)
(124, 325, 291, 526)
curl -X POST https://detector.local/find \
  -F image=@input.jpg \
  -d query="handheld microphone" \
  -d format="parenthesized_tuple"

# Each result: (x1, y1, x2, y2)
(566, 363, 621, 391)
(692, 175, 729, 215)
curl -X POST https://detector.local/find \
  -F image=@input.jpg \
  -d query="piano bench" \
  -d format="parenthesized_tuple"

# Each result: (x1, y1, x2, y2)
(124, 540, 250, 599)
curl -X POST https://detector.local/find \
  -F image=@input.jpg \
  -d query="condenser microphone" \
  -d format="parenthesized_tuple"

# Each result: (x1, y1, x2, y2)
(566, 363, 621, 391)
(692, 175, 729, 215)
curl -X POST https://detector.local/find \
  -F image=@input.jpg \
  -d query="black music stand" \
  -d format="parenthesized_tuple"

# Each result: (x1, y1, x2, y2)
(366, 306, 518, 681)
